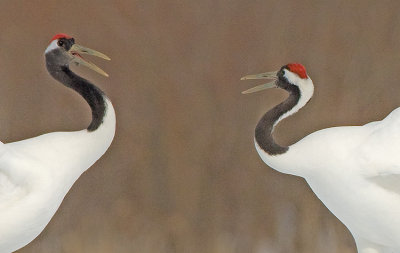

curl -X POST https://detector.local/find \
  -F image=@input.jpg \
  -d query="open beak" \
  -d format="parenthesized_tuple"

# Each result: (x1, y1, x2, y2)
(240, 71, 278, 94)
(69, 44, 111, 77)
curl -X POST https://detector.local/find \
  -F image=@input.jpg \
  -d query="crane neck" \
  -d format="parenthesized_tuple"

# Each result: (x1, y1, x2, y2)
(45, 62, 107, 131)
(255, 78, 314, 156)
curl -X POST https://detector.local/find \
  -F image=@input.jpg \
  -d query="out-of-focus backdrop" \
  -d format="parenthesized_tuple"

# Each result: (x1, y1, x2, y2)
(1, 1, 399, 252)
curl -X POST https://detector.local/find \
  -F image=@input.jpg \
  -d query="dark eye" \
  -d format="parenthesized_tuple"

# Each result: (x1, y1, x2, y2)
(57, 40, 64, 47)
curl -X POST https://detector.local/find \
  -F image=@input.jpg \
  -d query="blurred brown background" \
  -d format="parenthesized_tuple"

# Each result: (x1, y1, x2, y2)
(0, 0, 399, 252)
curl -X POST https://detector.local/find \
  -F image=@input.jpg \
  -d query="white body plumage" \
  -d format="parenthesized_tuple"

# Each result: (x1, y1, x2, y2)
(0, 100, 115, 253)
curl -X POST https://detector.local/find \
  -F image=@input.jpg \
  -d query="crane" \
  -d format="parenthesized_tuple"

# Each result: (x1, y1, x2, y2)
(242, 63, 400, 253)
(0, 34, 115, 253)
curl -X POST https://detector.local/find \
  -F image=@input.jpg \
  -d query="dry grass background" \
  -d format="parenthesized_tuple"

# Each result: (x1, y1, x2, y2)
(0, 0, 399, 252)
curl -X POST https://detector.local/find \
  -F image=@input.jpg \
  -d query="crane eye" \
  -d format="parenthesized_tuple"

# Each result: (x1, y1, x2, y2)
(57, 40, 64, 47)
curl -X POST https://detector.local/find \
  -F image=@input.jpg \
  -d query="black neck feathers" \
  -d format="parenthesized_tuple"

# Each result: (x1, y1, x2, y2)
(255, 82, 300, 155)
(45, 59, 107, 132)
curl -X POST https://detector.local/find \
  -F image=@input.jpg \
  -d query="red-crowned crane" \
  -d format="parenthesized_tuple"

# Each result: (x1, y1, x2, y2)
(242, 63, 400, 253)
(0, 34, 115, 253)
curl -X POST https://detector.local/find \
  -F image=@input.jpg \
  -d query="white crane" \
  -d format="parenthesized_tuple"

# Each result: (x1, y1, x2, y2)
(0, 34, 115, 253)
(242, 63, 400, 253)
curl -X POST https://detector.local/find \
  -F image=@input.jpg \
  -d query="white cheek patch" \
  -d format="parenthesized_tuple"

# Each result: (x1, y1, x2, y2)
(283, 70, 314, 97)
(45, 40, 59, 54)
(283, 69, 303, 85)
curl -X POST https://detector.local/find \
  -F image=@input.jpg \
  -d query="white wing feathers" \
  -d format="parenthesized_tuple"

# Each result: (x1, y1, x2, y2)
(356, 108, 400, 196)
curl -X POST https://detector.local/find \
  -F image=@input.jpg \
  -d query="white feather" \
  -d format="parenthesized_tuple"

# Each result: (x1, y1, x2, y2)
(44, 40, 59, 54)
(0, 99, 115, 253)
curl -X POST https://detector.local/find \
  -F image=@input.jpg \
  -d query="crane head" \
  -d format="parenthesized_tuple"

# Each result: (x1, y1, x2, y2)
(45, 33, 111, 77)
(241, 63, 309, 94)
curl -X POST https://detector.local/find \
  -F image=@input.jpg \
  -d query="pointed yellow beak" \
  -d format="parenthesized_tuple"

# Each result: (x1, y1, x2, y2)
(241, 71, 278, 94)
(69, 44, 110, 77)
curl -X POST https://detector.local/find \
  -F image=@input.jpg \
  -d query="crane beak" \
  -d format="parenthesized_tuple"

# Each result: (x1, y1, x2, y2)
(240, 71, 278, 94)
(69, 44, 111, 77)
